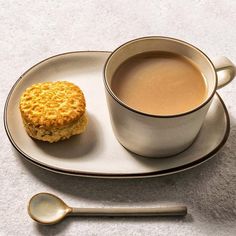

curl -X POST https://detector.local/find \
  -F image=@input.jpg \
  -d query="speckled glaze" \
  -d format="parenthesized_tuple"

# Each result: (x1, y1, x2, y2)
(28, 192, 187, 225)
(4, 52, 231, 178)
(104, 37, 236, 157)
(1, 1, 236, 235)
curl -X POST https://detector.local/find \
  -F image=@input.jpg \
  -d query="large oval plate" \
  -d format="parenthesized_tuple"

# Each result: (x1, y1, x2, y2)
(4, 51, 230, 178)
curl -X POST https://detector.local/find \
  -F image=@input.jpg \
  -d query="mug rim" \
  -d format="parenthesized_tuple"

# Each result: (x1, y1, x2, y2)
(104, 36, 217, 118)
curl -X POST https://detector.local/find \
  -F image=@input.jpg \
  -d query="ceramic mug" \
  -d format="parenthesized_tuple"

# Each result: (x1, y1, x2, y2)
(104, 37, 235, 157)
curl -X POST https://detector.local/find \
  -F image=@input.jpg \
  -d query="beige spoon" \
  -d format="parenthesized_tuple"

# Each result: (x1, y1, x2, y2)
(28, 192, 187, 225)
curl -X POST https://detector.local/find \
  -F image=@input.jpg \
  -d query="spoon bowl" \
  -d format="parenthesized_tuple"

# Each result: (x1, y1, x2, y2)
(28, 192, 72, 224)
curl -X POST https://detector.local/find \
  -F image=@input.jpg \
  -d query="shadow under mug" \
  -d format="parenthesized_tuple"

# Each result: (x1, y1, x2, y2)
(104, 36, 236, 158)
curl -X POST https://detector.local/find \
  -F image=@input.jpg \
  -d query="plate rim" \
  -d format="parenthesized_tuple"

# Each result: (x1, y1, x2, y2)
(4, 51, 230, 178)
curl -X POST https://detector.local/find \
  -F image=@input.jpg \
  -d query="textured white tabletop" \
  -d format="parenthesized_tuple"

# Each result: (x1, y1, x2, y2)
(1, 1, 236, 235)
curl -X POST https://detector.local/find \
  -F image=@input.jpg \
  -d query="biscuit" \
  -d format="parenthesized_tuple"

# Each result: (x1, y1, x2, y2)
(19, 81, 87, 142)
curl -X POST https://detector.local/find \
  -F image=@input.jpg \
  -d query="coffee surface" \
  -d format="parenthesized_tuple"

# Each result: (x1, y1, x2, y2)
(111, 52, 207, 115)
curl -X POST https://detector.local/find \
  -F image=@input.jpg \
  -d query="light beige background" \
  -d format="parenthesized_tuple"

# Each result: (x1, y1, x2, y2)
(0, 1, 236, 235)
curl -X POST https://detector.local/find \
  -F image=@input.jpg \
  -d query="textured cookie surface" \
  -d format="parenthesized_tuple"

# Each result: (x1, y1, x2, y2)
(22, 113, 88, 143)
(20, 81, 86, 128)
(19, 81, 87, 142)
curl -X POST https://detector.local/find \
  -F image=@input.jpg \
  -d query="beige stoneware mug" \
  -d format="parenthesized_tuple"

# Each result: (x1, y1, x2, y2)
(104, 37, 235, 157)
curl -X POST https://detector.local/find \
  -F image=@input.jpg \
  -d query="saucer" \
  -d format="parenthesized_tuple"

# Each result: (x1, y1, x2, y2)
(4, 51, 230, 178)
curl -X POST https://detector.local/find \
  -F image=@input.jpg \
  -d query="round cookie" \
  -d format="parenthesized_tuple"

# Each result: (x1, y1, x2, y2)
(19, 81, 87, 142)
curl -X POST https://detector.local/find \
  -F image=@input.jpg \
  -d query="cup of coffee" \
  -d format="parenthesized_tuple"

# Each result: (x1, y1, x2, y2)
(104, 36, 235, 157)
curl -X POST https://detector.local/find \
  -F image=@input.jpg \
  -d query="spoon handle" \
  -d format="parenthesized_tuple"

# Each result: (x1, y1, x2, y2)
(70, 206, 187, 216)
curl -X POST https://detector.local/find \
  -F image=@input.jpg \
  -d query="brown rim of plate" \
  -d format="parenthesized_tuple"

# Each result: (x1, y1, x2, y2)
(103, 36, 218, 118)
(4, 51, 230, 178)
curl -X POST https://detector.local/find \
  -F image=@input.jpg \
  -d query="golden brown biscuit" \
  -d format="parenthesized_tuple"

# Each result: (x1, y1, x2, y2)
(19, 81, 87, 142)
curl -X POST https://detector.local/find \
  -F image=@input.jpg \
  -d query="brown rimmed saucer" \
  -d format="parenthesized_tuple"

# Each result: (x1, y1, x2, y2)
(4, 51, 230, 178)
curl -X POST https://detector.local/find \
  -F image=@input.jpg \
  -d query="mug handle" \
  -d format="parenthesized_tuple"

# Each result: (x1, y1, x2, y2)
(212, 57, 236, 89)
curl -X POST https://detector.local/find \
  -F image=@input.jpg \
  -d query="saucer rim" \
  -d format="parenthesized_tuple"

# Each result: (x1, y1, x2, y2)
(4, 51, 230, 178)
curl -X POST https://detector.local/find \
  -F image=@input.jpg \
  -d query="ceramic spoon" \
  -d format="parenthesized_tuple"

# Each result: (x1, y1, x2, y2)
(28, 192, 187, 225)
